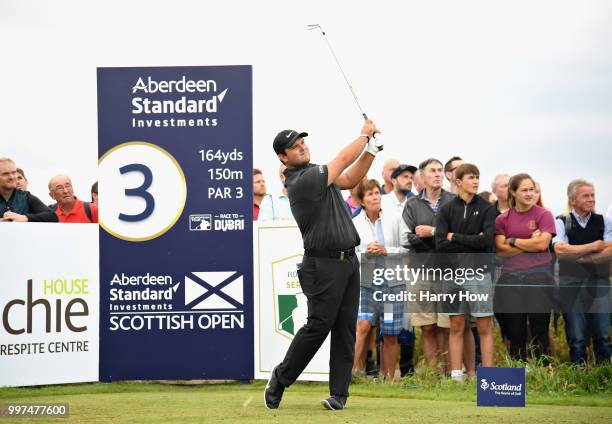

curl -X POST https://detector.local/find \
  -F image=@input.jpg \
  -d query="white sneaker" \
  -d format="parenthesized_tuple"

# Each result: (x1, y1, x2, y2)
(450, 369, 464, 382)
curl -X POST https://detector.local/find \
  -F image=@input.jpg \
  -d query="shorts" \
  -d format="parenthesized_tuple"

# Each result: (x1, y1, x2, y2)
(358, 285, 405, 335)
(410, 312, 450, 328)
(442, 273, 494, 317)
(405, 277, 451, 328)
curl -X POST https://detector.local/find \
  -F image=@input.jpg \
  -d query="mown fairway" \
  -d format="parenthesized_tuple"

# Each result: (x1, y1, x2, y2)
(1, 380, 611, 423)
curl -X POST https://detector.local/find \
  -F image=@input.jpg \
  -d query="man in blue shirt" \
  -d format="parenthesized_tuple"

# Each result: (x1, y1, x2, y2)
(259, 165, 294, 221)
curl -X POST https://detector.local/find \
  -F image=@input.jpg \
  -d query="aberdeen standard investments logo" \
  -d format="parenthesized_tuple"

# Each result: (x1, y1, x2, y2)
(130, 75, 229, 129)
(108, 272, 244, 331)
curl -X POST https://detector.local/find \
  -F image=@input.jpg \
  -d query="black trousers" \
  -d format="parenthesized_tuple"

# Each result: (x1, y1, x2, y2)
(504, 313, 550, 362)
(276, 255, 360, 401)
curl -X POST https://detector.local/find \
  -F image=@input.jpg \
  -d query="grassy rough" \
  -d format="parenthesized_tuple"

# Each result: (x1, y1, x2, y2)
(391, 359, 612, 399)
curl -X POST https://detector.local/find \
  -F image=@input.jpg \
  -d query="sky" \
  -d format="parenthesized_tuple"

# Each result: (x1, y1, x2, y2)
(1, 0, 611, 215)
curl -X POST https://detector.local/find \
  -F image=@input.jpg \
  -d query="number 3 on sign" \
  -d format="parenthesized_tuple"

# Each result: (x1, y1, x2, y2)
(98, 142, 187, 242)
(118, 163, 155, 222)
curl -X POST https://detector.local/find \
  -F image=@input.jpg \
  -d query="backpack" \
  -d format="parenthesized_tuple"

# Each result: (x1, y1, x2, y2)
(50, 202, 93, 222)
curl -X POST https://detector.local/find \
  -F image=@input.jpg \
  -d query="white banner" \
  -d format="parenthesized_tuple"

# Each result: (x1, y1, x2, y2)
(0, 224, 99, 387)
(254, 221, 330, 382)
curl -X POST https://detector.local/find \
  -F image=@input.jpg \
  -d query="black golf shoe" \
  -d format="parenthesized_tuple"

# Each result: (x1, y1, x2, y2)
(321, 396, 346, 410)
(264, 365, 285, 409)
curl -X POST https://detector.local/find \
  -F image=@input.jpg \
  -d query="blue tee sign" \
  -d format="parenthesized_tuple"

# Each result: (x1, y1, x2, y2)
(477, 367, 526, 407)
(97, 66, 253, 381)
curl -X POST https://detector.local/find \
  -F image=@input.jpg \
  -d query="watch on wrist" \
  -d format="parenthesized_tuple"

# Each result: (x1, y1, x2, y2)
(431, 227, 436, 236)
(508, 237, 516, 247)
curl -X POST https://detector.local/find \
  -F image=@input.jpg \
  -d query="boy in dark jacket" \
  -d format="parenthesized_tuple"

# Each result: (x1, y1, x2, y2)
(435, 163, 496, 382)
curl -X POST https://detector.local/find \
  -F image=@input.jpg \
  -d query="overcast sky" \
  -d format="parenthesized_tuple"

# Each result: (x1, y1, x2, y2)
(1, 0, 611, 215)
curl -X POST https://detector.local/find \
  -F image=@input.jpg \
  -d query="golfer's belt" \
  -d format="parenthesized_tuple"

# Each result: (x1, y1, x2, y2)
(304, 248, 356, 260)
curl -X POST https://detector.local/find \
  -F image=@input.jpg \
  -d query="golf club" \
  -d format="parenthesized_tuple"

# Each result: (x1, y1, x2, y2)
(307, 24, 383, 150)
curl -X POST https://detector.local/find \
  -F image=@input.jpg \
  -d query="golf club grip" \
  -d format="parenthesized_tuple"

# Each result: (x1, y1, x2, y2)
(362, 113, 382, 150)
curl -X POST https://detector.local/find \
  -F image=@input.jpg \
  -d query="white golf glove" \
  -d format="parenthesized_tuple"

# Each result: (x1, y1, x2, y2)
(366, 133, 383, 156)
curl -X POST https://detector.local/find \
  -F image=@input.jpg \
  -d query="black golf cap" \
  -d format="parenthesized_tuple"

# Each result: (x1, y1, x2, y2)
(391, 164, 417, 179)
(273, 130, 308, 155)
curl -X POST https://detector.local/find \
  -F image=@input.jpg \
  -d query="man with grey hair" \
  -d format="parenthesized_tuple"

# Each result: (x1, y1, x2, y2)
(553, 179, 612, 364)
(400, 158, 455, 371)
(48, 174, 98, 223)
(0, 157, 57, 222)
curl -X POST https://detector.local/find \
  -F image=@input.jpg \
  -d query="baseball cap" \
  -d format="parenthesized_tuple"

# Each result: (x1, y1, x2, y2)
(273, 130, 308, 155)
(391, 164, 417, 179)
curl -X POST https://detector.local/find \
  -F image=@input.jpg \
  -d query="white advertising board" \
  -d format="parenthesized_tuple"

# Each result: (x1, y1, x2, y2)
(254, 221, 330, 382)
(0, 224, 99, 387)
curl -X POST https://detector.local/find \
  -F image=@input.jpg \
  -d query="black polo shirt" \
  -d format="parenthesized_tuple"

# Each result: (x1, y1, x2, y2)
(284, 163, 360, 250)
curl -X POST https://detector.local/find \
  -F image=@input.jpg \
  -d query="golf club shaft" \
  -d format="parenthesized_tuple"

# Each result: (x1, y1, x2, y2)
(319, 30, 368, 121)
(308, 24, 382, 148)
(308, 24, 368, 120)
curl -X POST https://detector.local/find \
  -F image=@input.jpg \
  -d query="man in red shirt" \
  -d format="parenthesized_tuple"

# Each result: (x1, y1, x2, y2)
(253, 168, 266, 220)
(48, 175, 98, 223)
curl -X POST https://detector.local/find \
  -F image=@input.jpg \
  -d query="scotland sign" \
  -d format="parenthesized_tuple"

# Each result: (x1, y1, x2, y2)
(477, 367, 526, 407)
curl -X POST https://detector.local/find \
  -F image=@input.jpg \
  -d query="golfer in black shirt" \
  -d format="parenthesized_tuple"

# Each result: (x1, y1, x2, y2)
(265, 120, 381, 411)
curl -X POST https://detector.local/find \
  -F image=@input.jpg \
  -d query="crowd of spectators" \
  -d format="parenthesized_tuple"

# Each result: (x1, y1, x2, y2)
(4, 151, 608, 380)
(0, 157, 98, 224)
(254, 156, 612, 380)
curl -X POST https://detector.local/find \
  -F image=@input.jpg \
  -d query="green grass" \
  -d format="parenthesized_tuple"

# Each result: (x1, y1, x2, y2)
(1, 321, 609, 422)
(389, 358, 612, 403)
(1, 377, 611, 423)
